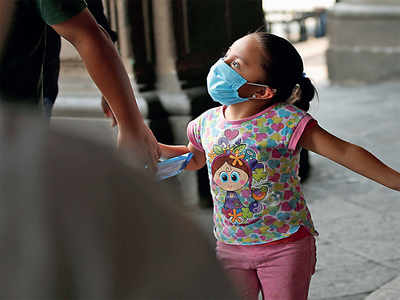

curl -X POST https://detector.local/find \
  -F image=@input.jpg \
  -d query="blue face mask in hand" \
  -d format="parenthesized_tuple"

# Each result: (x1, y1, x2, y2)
(156, 152, 193, 181)
(207, 58, 273, 106)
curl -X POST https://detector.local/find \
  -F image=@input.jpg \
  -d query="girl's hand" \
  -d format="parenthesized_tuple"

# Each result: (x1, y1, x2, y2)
(158, 143, 190, 159)
(157, 143, 206, 171)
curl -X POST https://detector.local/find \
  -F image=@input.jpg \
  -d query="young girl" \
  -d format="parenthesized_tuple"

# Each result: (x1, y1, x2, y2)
(159, 32, 400, 300)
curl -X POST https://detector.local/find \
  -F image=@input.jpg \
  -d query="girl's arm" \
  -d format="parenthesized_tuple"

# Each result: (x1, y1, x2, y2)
(159, 143, 206, 171)
(299, 124, 400, 191)
(159, 143, 190, 159)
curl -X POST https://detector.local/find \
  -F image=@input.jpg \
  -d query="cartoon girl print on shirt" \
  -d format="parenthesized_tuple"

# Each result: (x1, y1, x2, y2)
(211, 149, 263, 225)
(212, 153, 249, 210)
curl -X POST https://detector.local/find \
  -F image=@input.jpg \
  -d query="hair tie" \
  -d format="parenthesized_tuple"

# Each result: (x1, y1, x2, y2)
(302, 72, 307, 78)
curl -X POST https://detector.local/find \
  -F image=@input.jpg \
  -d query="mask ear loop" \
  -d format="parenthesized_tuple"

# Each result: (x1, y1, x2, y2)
(287, 83, 302, 104)
(247, 82, 277, 99)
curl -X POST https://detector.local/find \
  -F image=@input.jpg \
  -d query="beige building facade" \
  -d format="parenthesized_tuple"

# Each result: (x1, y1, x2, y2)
(327, 0, 400, 83)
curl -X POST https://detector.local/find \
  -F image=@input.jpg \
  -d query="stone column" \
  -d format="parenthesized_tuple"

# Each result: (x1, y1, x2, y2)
(149, 0, 198, 207)
(60, 0, 132, 73)
(151, 0, 190, 113)
(326, 0, 400, 84)
(114, 0, 131, 64)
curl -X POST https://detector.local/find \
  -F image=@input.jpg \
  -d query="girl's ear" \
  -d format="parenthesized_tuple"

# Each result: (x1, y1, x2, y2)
(252, 87, 276, 100)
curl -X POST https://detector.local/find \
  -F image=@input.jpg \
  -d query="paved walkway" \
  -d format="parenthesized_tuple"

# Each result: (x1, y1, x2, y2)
(53, 37, 400, 299)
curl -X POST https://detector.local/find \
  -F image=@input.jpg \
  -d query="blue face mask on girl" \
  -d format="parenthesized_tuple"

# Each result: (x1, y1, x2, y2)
(207, 58, 274, 106)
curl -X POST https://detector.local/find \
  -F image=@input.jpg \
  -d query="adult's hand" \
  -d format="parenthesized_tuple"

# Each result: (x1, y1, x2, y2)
(118, 123, 160, 172)
(101, 97, 159, 171)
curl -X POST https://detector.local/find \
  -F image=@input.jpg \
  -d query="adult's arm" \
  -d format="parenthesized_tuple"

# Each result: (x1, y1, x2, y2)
(86, 0, 118, 42)
(51, 9, 160, 167)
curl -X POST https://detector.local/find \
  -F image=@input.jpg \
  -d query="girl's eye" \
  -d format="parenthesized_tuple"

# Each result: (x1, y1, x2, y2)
(220, 172, 229, 182)
(231, 60, 240, 69)
(231, 171, 239, 182)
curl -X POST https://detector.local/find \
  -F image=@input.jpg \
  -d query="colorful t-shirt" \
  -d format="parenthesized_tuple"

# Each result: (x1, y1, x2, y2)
(187, 103, 318, 245)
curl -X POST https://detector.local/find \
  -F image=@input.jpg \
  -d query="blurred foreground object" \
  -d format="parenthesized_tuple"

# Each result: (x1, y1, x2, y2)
(0, 105, 237, 300)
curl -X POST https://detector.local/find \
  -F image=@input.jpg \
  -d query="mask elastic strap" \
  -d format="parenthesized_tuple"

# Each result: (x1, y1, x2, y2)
(247, 82, 277, 93)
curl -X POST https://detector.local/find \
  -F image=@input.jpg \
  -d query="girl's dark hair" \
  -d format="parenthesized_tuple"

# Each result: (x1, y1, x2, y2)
(254, 32, 317, 111)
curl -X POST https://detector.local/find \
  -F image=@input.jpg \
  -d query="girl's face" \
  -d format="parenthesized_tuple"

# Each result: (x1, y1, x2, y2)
(223, 34, 267, 98)
(213, 162, 249, 191)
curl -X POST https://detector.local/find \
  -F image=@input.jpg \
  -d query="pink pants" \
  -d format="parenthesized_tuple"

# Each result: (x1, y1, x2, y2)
(216, 235, 316, 300)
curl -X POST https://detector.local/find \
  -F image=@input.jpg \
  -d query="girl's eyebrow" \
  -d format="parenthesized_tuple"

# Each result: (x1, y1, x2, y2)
(232, 50, 249, 65)
(226, 47, 248, 65)
(235, 54, 248, 66)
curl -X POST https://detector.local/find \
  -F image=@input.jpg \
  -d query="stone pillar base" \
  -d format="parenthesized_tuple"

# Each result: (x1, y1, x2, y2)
(327, 3, 400, 84)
